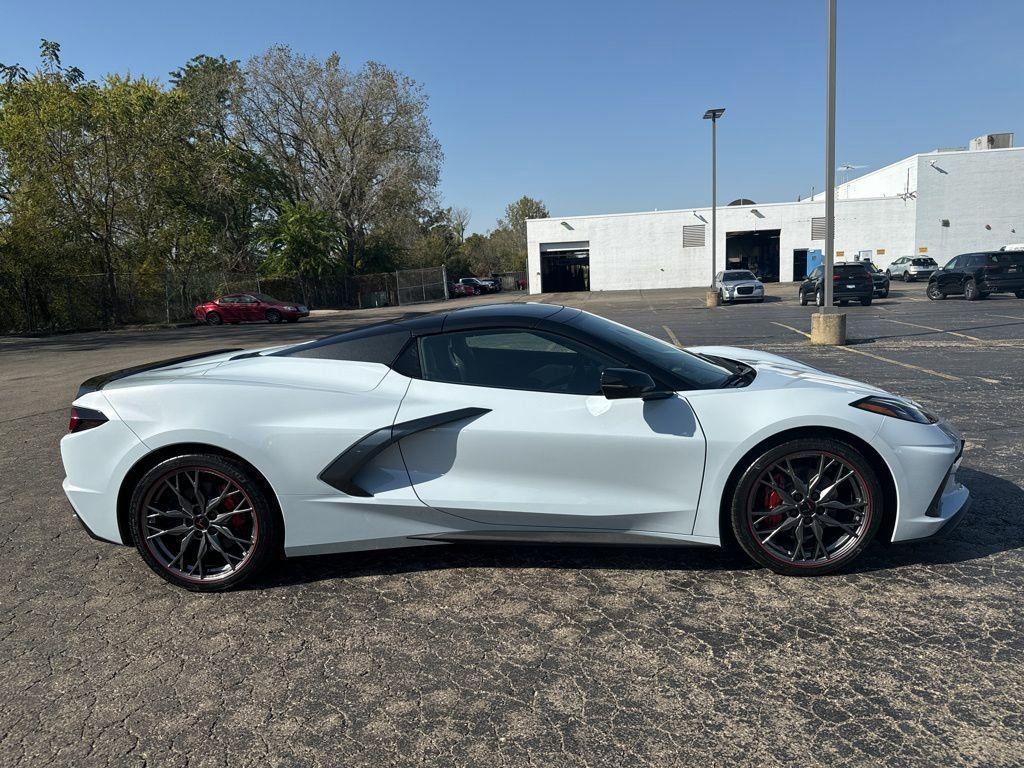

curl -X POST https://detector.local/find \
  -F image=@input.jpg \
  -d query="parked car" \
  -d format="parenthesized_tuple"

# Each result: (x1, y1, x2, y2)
(927, 251, 1024, 301)
(458, 277, 496, 294)
(868, 265, 890, 297)
(194, 293, 309, 325)
(885, 256, 938, 282)
(798, 262, 874, 306)
(481, 277, 502, 292)
(449, 282, 474, 297)
(714, 269, 765, 304)
(61, 302, 968, 589)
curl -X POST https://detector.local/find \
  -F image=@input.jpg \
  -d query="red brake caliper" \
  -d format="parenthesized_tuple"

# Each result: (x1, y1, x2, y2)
(222, 494, 244, 528)
(762, 473, 785, 525)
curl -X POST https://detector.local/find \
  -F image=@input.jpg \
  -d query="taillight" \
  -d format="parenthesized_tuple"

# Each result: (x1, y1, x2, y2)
(68, 406, 108, 433)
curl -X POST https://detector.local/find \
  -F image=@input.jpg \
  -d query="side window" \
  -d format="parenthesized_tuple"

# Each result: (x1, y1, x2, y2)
(943, 256, 959, 269)
(968, 254, 987, 268)
(810, 267, 822, 280)
(419, 329, 622, 395)
(237, 295, 257, 304)
(219, 296, 237, 304)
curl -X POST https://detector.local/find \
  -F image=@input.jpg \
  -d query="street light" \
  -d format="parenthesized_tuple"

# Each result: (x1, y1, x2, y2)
(703, 108, 725, 290)
(810, 0, 846, 344)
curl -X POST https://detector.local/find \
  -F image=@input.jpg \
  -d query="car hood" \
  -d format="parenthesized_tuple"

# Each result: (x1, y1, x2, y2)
(686, 345, 891, 398)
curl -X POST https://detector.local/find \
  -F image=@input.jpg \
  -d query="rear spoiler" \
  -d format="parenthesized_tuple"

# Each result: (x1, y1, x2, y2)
(77, 348, 242, 398)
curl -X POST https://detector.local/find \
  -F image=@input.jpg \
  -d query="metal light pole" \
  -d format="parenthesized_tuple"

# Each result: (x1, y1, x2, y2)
(823, 0, 837, 309)
(703, 108, 725, 289)
(812, 0, 846, 344)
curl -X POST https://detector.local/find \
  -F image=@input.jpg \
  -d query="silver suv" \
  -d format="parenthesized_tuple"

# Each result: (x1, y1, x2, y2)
(885, 256, 938, 282)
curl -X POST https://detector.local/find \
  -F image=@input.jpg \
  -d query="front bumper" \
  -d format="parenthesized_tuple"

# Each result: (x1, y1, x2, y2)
(723, 286, 764, 301)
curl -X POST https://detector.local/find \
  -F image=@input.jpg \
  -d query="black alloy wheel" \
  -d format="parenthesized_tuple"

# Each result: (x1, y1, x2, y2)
(129, 454, 281, 591)
(205, 311, 223, 326)
(927, 283, 945, 300)
(266, 308, 282, 323)
(730, 438, 882, 575)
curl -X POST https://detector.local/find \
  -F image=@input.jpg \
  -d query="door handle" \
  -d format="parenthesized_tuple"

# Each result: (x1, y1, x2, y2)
(319, 407, 491, 497)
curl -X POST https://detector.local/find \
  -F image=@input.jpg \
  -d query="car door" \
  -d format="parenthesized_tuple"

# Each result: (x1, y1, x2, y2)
(215, 296, 240, 321)
(394, 327, 707, 534)
(234, 294, 260, 321)
(934, 255, 964, 293)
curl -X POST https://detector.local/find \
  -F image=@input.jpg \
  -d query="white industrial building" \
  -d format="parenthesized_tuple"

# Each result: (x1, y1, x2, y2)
(526, 133, 1024, 293)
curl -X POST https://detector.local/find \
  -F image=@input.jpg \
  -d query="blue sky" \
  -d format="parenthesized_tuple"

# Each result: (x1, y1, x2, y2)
(3, 0, 1023, 233)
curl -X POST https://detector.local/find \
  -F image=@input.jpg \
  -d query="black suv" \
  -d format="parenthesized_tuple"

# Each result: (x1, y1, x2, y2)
(799, 262, 874, 306)
(927, 251, 1024, 301)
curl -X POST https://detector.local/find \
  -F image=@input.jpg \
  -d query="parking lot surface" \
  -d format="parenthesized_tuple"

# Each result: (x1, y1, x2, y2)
(2, 281, 1023, 767)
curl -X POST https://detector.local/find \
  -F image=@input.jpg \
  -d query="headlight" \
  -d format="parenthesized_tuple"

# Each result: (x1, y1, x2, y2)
(851, 396, 936, 424)
(283, 305, 297, 311)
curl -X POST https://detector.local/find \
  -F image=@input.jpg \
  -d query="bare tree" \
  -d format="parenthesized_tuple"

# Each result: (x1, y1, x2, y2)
(235, 46, 442, 271)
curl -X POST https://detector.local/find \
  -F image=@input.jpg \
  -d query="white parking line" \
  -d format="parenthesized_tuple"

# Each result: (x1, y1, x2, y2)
(770, 322, 963, 381)
(877, 317, 985, 342)
(662, 325, 682, 347)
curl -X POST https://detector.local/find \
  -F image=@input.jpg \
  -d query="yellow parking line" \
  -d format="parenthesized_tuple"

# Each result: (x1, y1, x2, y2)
(770, 322, 962, 381)
(662, 325, 682, 347)
(877, 317, 985, 342)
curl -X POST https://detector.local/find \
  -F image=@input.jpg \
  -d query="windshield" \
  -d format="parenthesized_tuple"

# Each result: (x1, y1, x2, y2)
(567, 310, 732, 389)
(912, 258, 936, 266)
(723, 270, 756, 281)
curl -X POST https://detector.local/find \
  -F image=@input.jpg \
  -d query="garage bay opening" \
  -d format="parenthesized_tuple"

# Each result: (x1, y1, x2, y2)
(540, 241, 590, 292)
(725, 230, 781, 282)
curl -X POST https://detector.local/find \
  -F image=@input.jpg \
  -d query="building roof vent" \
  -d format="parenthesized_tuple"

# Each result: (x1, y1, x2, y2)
(727, 198, 756, 206)
(969, 133, 1014, 151)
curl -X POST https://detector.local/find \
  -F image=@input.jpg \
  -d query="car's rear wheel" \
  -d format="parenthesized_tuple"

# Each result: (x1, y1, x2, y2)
(729, 437, 882, 576)
(128, 454, 281, 591)
(964, 279, 980, 301)
(205, 311, 223, 326)
(266, 309, 282, 323)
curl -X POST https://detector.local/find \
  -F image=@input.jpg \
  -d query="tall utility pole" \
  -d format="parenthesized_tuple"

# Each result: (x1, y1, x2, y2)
(703, 108, 725, 288)
(823, 0, 837, 309)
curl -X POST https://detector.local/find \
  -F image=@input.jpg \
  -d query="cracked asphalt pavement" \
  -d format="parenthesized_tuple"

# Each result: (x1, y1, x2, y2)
(2, 281, 1023, 767)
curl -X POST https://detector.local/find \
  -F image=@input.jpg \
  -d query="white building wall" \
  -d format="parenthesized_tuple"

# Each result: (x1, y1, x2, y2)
(913, 147, 1024, 265)
(526, 143, 1024, 293)
(527, 197, 915, 292)
(812, 156, 918, 201)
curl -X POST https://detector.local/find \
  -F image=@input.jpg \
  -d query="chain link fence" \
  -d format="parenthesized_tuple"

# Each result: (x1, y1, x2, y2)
(0, 265, 458, 334)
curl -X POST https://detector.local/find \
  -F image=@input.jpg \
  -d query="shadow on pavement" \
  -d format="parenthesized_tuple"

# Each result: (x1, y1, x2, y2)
(246, 467, 1022, 589)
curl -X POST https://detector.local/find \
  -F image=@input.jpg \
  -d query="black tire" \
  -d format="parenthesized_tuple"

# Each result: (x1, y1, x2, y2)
(815, 289, 824, 307)
(719, 290, 729, 305)
(860, 297, 872, 306)
(885, 269, 891, 279)
(128, 453, 281, 591)
(927, 282, 945, 300)
(903, 271, 912, 282)
(964, 279, 979, 301)
(205, 311, 223, 326)
(266, 309, 282, 323)
(729, 437, 883, 576)
(799, 290, 808, 306)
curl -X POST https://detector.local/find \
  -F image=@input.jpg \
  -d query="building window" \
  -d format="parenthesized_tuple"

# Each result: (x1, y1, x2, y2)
(810, 217, 826, 240)
(682, 224, 706, 248)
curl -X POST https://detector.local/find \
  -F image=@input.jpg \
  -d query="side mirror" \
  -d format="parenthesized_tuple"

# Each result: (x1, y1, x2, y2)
(600, 368, 671, 400)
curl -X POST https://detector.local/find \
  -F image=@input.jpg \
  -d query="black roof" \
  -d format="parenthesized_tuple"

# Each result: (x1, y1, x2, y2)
(396, 302, 571, 335)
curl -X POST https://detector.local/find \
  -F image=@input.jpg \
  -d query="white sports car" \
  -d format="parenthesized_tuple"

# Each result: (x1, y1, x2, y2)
(61, 303, 969, 591)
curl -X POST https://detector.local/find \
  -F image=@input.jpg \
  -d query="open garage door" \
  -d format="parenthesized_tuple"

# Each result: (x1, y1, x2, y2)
(540, 241, 590, 292)
(726, 230, 781, 282)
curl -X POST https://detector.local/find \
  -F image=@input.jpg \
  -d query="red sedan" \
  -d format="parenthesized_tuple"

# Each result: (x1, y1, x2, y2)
(194, 293, 310, 325)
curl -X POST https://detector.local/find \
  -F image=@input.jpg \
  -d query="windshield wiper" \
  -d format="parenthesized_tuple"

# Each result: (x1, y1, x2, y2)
(719, 364, 756, 388)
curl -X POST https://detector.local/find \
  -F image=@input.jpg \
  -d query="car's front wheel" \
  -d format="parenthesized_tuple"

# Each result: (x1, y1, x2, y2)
(927, 283, 945, 300)
(729, 437, 883, 576)
(128, 453, 281, 591)
(815, 289, 824, 307)
(205, 311, 223, 326)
